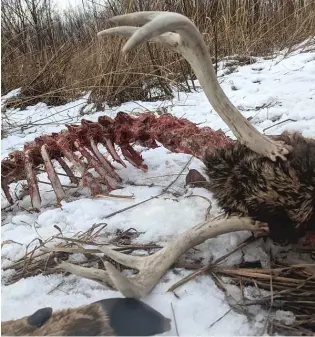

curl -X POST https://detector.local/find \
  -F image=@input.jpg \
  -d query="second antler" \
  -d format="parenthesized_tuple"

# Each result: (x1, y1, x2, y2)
(56, 215, 268, 299)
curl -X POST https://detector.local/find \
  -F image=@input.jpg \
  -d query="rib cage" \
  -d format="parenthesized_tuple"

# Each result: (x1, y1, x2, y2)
(1, 112, 231, 210)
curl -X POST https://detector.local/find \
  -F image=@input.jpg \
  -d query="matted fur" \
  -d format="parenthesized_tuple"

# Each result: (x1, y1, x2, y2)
(1, 303, 114, 336)
(204, 131, 315, 242)
(1, 298, 171, 336)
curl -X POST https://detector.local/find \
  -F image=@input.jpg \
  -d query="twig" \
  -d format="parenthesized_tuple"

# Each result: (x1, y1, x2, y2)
(94, 193, 135, 200)
(271, 321, 315, 336)
(260, 306, 273, 336)
(162, 156, 193, 193)
(1, 240, 23, 248)
(41, 247, 102, 254)
(101, 193, 164, 219)
(47, 280, 68, 295)
(167, 234, 256, 293)
(37, 180, 74, 188)
(54, 236, 101, 245)
(263, 119, 297, 132)
(261, 247, 274, 337)
(185, 194, 212, 220)
(42, 243, 163, 254)
(171, 303, 180, 336)
(141, 173, 186, 180)
(208, 307, 233, 329)
(79, 222, 108, 238)
(37, 169, 81, 180)
(101, 157, 193, 220)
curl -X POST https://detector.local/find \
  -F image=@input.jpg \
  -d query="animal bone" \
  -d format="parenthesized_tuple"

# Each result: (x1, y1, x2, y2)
(98, 11, 314, 243)
(55, 216, 268, 299)
(98, 11, 292, 162)
(2, 11, 314, 304)
(1, 113, 230, 209)
(53, 10, 314, 299)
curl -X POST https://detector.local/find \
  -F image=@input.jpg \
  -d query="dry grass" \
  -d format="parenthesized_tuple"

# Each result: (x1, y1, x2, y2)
(214, 264, 315, 334)
(2, 223, 314, 334)
(2, 0, 315, 109)
(1, 221, 162, 285)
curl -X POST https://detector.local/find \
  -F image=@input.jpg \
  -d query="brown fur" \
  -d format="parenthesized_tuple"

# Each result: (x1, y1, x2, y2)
(1, 303, 113, 336)
(185, 169, 208, 188)
(1, 298, 171, 336)
(203, 131, 315, 242)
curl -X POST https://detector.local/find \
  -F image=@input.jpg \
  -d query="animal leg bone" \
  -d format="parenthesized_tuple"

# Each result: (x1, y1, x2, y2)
(56, 215, 268, 298)
(98, 11, 292, 161)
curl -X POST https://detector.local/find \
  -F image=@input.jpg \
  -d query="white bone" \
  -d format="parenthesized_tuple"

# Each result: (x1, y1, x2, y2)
(41, 144, 66, 203)
(57, 11, 283, 299)
(24, 150, 41, 211)
(57, 260, 113, 287)
(56, 157, 79, 185)
(90, 138, 121, 182)
(98, 11, 292, 162)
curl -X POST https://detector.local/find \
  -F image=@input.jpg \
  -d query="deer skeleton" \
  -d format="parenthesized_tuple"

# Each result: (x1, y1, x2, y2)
(53, 11, 289, 298)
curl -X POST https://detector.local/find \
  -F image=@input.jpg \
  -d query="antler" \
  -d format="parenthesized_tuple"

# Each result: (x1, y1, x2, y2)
(56, 215, 268, 298)
(98, 11, 292, 161)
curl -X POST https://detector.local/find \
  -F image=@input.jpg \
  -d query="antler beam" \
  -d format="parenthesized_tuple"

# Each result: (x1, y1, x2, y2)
(55, 216, 268, 298)
(98, 11, 292, 162)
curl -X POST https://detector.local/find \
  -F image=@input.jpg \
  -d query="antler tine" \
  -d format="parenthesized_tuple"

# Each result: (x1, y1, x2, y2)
(98, 26, 180, 53)
(112, 12, 195, 54)
(99, 11, 292, 162)
(107, 11, 162, 26)
(56, 216, 268, 299)
(97, 12, 164, 41)
(103, 261, 148, 298)
(57, 260, 114, 287)
(98, 26, 138, 38)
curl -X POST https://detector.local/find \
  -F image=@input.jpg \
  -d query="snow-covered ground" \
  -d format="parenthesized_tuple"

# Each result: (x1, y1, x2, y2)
(1, 41, 315, 335)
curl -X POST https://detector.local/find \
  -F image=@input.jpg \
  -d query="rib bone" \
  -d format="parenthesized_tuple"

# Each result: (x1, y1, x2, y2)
(98, 11, 292, 162)
(56, 158, 79, 185)
(73, 140, 118, 191)
(90, 138, 121, 182)
(56, 216, 268, 298)
(24, 150, 41, 211)
(1, 179, 13, 205)
(41, 144, 66, 203)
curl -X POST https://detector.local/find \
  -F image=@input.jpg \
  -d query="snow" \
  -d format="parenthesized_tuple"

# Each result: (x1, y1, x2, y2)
(1, 42, 315, 335)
